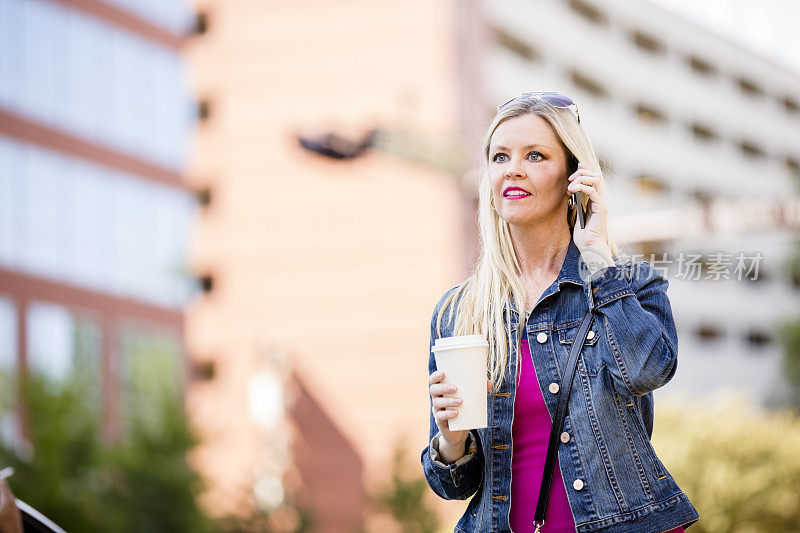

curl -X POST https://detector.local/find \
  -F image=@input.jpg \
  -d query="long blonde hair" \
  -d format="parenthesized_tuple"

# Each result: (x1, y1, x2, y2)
(435, 97, 630, 393)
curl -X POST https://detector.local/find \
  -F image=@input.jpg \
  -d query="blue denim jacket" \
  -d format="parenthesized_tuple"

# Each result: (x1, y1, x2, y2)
(421, 236, 700, 532)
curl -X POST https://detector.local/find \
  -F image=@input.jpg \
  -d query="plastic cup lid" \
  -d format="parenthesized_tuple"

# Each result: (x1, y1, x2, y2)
(433, 334, 489, 351)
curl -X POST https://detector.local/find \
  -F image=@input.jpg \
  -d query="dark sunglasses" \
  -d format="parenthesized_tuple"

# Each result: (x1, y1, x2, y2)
(497, 91, 580, 123)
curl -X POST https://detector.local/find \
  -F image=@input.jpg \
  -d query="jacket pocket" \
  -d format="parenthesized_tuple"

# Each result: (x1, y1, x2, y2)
(557, 321, 605, 376)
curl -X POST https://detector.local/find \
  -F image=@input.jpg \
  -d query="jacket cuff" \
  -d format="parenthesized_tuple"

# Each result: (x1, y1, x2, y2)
(589, 264, 635, 309)
(429, 430, 478, 482)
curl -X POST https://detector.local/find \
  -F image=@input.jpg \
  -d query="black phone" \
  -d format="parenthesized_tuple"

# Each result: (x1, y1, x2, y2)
(568, 157, 586, 228)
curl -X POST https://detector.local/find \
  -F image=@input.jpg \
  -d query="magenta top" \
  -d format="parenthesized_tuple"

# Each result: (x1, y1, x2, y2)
(509, 338, 685, 533)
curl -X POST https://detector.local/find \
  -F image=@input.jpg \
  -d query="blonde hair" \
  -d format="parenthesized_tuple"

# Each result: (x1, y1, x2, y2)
(435, 97, 630, 393)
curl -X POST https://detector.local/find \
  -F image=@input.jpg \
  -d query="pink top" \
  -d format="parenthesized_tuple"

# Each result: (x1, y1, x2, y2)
(509, 338, 685, 533)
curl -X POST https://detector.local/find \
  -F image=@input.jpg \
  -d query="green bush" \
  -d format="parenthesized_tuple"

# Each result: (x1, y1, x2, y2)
(652, 390, 800, 533)
(0, 369, 216, 533)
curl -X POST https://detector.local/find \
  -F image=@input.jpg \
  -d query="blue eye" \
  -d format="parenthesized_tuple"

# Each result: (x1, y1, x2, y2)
(492, 151, 543, 162)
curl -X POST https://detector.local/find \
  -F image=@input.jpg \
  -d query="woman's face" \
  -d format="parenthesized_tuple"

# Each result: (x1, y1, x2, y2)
(488, 114, 570, 228)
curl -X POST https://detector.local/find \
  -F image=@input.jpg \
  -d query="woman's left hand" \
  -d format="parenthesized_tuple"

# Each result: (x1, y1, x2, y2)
(567, 162, 615, 270)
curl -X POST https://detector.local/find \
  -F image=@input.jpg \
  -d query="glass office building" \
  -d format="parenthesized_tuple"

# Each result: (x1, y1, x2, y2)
(0, 0, 197, 441)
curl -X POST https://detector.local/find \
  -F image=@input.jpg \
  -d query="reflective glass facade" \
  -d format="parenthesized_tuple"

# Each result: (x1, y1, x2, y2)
(0, 0, 196, 438)
(102, 0, 193, 35)
(118, 321, 181, 434)
(0, 136, 197, 309)
(0, 0, 194, 170)
(0, 296, 15, 372)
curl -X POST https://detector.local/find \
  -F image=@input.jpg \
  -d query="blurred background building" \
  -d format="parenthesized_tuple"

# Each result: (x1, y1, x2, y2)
(476, 0, 800, 406)
(2, 0, 799, 532)
(0, 0, 197, 448)
(182, 0, 466, 529)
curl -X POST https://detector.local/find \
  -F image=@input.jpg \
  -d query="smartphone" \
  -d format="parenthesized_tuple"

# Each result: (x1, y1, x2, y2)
(568, 157, 586, 228)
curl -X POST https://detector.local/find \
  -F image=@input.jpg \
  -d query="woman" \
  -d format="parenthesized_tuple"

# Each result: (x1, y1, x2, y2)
(420, 92, 700, 532)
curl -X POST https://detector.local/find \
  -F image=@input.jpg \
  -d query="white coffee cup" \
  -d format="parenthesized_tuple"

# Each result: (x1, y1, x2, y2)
(432, 334, 489, 431)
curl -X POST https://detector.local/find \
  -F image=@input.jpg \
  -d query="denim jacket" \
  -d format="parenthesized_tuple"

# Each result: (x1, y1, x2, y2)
(421, 236, 700, 532)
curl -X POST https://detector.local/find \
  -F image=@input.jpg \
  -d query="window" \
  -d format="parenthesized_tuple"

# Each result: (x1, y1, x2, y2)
(0, 137, 23, 268)
(783, 156, 800, 178)
(569, 70, 608, 98)
(199, 274, 214, 293)
(569, 0, 608, 24)
(690, 188, 712, 203)
(0, 296, 17, 373)
(193, 11, 209, 35)
(492, 26, 539, 61)
(686, 55, 717, 76)
(635, 103, 666, 124)
(118, 322, 182, 436)
(196, 185, 213, 207)
(21, 0, 62, 127)
(745, 329, 772, 350)
(0, 140, 196, 309)
(0, 296, 18, 447)
(695, 322, 723, 343)
(25, 302, 103, 420)
(22, 146, 67, 280)
(736, 76, 764, 97)
(0, 0, 24, 108)
(567, 0, 608, 25)
(630, 30, 665, 55)
(690, 122, 718, 142)
(5, 2, 192, 171)
(197, 99, 212, 121)
(782, 96, 800, 115)
(738, 140, 765, 159)
(102, 0, 196, 35)
(192, 359, 216, 381)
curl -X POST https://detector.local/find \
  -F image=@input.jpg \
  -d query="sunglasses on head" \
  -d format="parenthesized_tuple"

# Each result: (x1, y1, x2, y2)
(497, 91, 580, 123)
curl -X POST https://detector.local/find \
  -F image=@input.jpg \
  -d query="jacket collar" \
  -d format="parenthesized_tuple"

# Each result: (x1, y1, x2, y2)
(557, 234, 585, 287)
(507, 233, 592, 316)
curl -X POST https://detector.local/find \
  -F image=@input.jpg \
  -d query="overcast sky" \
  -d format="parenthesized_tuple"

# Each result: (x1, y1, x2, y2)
(648, 0, 800, 76)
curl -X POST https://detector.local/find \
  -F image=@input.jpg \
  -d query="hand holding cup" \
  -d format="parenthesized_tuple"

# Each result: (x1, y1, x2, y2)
(429, 370, 491, 448)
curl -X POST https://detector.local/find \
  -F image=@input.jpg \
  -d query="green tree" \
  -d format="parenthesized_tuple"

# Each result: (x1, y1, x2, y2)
(369, 437, 441, 533)
(0, 367, 216, 533)
(0, 369, 106, 531)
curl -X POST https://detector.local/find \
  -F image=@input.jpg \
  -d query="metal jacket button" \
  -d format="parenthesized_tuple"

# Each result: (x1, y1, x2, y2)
(549, 382, 560, 394)
(573, 479, 584, 491)
(560, 432, 570, 443)
(537, 332, 548, 343)
(586, 330, 595, 340)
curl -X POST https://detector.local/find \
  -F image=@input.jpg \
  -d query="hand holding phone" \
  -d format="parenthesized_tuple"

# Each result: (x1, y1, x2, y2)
(569, 159, 586, 229)
(571, 191, 585, 229)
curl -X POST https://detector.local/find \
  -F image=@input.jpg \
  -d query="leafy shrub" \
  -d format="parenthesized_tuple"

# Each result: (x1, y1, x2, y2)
(652, 390, 800, 533)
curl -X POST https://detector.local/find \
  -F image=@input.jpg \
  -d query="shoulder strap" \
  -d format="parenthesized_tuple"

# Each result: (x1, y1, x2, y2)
(533, 308, 594, 531)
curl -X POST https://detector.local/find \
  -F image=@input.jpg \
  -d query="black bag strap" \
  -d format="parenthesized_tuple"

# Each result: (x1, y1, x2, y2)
(533, 308, 594, 532)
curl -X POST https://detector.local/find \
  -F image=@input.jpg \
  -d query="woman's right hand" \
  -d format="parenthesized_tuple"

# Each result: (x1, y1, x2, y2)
(429, 370, 491, 448)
